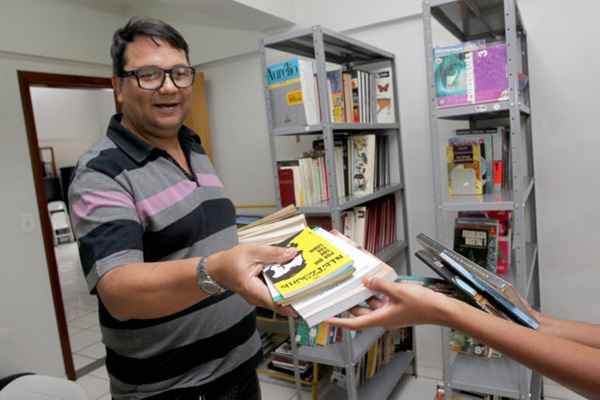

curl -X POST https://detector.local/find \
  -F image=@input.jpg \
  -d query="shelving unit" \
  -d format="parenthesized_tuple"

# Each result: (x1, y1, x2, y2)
(423, 0, 541, 399)
(259, 25, 414, 400)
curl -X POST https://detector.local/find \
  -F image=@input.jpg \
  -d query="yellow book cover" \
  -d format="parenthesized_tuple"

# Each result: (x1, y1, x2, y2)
(263, 227, 354, 301)
(447, 143, 483, 195)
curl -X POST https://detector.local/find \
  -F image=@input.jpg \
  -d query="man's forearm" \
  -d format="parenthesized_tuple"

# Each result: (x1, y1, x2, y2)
(97, 255, 216, 320)
(445, 300, 600, 399)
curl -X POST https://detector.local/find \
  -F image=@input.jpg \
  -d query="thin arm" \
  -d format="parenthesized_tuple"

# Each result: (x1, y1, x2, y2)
(446, 300, 600, 399)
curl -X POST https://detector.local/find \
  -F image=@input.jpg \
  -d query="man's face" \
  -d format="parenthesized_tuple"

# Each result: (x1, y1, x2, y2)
(115, 35, 192, 139)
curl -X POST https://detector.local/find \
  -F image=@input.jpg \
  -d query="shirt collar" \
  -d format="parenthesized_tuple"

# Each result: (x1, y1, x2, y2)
(107, 113, 203, 164)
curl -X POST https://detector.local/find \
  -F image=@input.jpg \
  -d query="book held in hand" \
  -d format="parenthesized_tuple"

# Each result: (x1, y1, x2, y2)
(415, 233, 539, 330)
(263, 227, 355, 305)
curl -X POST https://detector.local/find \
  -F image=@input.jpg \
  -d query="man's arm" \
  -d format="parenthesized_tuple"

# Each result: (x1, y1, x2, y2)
(327, 278, 600, 400)
(98, 244, 297, 321)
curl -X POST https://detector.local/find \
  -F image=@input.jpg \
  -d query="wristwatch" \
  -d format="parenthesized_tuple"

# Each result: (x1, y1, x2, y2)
(196, 257, 225, 296)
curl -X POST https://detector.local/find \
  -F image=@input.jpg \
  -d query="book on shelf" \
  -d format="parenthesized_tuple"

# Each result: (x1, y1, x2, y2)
(327, 69, 346, 123)
(447, 142, 484, 195)
(415, 233, 539, 330)
(433, 40, 510, 109)
(374, 66, 396, 123)
(453, 217, 499, 273)
(330, 329, 410, 389)
(342, 194, 396, 254)
(266, 58, 319, 128)
(453, 126, 509, 193)
(449, 328, 502, 359)
(263, 227, 356, 305)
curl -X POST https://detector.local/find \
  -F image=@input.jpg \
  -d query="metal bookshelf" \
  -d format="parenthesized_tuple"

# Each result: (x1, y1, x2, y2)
(423, 0, 541, 399)
(259, 25, 414, 400)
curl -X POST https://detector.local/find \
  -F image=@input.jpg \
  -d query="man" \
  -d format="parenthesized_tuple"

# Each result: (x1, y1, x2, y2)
(328, 277, 600, 399)
(69, 17, 295, 399)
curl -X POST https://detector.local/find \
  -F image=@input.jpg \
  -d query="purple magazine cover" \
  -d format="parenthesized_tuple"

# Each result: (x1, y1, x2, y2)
(474, 43, 509, 104)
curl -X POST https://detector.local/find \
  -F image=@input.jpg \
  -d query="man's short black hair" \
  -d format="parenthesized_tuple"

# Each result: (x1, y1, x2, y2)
(111, 17, 190, 76)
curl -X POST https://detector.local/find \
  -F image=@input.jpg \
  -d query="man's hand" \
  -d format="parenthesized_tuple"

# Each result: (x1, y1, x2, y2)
(326, 276, 455, 330)
(206, 244, 298, 317)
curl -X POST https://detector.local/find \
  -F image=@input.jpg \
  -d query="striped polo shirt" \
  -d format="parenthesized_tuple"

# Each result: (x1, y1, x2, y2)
(68, 114, 261, 399)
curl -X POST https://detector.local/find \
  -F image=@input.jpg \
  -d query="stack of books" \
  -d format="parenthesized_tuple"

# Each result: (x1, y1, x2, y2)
(239, 206, 397, 327)
(237, 205, 307, 246)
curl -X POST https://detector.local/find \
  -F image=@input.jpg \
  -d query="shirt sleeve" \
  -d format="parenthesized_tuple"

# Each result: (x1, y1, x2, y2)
(68, 166, 144, 294)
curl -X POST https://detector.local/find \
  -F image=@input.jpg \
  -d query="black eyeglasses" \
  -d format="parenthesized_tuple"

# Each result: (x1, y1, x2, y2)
(119, 65, 196, 90)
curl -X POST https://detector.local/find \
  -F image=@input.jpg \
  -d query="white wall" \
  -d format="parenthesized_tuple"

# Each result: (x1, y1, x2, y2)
(0, 0, 117, 379)
(32, 87, 116, 171)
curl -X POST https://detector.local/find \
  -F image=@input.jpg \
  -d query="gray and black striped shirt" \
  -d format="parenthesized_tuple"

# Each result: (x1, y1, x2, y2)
(69, 114, 261, 399)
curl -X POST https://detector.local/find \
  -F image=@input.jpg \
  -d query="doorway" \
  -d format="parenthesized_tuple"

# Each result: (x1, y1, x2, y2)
(18, 71, 115, 380)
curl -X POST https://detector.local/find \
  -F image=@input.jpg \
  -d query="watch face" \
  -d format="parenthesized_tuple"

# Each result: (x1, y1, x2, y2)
(200, 280, 221, 295)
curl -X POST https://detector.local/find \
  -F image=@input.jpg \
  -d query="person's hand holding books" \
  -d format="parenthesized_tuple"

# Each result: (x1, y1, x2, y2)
(207, 244, 298, 317)
(326, 276, 455, 330)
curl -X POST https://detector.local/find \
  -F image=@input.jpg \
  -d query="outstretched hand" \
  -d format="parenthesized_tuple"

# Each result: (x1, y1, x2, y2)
(207, 244, 298, 317)
(327, 276, 454, 330)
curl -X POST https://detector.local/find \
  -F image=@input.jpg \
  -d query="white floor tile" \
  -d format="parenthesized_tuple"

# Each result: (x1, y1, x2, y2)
(90, 365, 109, 380)
(259, 380, 298, 400)
(70, 329, 102, 352)
(77, 342, 106, 359)
(77, 374, 110, 400)
(73, 353, 96, 370)
(71, 311, 100, 330)
(98, 394, 112, 400)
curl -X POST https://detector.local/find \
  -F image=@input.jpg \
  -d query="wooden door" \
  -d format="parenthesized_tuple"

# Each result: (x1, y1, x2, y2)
(185, 71, 213, 160)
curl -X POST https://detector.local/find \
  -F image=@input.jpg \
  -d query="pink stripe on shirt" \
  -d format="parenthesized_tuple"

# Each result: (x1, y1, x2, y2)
(71, 191, 135, 224)
(196, 173, 224, 188)
(136, 180, 197, 220)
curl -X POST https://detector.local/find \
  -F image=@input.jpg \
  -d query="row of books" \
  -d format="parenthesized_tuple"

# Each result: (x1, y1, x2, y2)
(278, 134, 392, 207)
(295, 319, 346, 347)
(343, 194, 396, 255)
(266, 57, 396, 128)
(447, 126, 510, 196)
(453, 211, 512, 275)
(330, 329, 411, 389)
(434, 40, 527, 109)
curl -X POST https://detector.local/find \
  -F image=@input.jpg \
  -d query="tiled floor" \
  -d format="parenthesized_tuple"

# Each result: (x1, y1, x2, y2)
(55, 243, 104, 373)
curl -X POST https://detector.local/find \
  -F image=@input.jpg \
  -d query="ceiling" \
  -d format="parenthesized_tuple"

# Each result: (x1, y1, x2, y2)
(64, 0, 295, 32)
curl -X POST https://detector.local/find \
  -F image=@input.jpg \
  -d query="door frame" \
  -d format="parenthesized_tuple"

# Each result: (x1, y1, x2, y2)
(17, 71, 114, 380)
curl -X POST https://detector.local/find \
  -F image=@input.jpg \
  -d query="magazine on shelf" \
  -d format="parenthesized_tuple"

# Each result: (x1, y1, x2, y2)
(415, 233, 539, 330)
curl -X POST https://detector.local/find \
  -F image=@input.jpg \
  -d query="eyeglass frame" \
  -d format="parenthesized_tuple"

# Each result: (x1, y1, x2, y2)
(118, 65, 196, 90)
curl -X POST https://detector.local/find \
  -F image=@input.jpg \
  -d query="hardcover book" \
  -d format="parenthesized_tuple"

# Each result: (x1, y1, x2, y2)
(416, 233, 539, 330)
